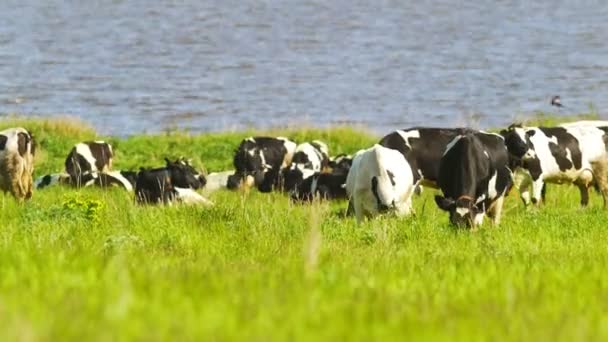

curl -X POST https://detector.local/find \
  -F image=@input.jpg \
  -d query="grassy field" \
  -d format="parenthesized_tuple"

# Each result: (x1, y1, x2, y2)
(1, 115, 608, 341)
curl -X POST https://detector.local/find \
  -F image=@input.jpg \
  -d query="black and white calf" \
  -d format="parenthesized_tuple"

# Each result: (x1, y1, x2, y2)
(435, 132, 512, 228)
(379, 127, 473, 188)
(346, 145, 416, 223)
(501, 123, 608, 207)
(290, 154, 353, 201)
(283, 140, 329, 196)
(65, 141, 113, 186)
(135, 158, 208, 205)
(227, 136, 297, 192)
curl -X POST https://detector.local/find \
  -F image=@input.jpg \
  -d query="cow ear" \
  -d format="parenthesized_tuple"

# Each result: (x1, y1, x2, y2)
(499, 129, 508, 136)
(434, 195, 454, 211)
(525, 130, 536, 137)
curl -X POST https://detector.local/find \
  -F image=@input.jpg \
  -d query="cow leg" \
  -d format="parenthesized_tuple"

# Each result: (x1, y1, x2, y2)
(353, 195, 364, 224)
(576, 183, 590, 207)
(487, 196, 505, 226)
(513, 170, 532, 206)
(590, 160, 608, 209)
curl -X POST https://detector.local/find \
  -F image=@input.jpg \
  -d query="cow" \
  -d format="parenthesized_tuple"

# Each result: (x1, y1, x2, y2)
(226, 136, 297, 192)
(0, 127, 36, 200)
(65, 141, 113, 186)
(379, 128, 474, 189)
(290, 154, 353, 202)
(434, 132, 512, 228)
(345, 145, 416, 223)
(35, 173, 72, 189)
(501, 123, 608, 208)
(135, 158, 206, 205)
(35, 170, 137, 191)
(283, 140, 330, 196)
(81, 171, 138, 191)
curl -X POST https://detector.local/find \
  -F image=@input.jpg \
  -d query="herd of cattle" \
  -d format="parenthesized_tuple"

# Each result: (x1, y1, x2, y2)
(1, 119, 608, 227)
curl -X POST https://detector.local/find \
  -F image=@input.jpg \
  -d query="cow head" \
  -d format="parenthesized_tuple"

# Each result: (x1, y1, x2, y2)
(500, 124, 537, 160)
(435, 195, 485, 227)
(165, 158, 203, 190)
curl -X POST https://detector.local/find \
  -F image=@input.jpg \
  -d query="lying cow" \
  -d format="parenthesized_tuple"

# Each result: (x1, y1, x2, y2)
(65, 141, 113, 186)
(291, 154, 353, 201)
(501, 123, 608, 207)
(284, 140, 330, 196)
(435, 132, 512, 228)
(0, 127, 36, 200)
(227, 136, 297, 192)
(35, 170, 137, 191)
(345, 145, 416, 223)
(135, 158, 207, 205)
(379, 127, 473, 188)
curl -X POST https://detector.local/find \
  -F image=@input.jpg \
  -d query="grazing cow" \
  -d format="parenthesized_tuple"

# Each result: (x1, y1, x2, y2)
(227, 136, 297, 192)
(501, 123, 608, 207)
(283, 140, 330, 196)
(0, 127, 36, 200)
(291, 154, 353, 201)
(435, 132, 512, 228)
(379, 127, 474, 188)
(345, 145, 416, 223)
(65, 141, 113, 186)
(135, 158, 206, 204)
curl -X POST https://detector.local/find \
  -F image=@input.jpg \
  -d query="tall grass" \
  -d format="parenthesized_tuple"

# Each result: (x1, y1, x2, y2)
(0, 115, 607, 341)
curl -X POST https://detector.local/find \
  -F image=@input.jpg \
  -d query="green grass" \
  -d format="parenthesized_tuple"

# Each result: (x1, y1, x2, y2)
(1, 115, 608, 341)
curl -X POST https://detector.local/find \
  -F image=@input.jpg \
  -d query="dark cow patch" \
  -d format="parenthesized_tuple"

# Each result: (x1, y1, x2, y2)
(379, 127, 473, 185)
(386, 170, 396, 186)
(0, 135, 7, 150)
(540, 127, 583, 171)
(17, 132, 30, 156)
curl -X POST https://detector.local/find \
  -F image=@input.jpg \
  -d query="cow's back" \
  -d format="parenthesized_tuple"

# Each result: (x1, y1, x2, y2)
(379, 127, 472, 184)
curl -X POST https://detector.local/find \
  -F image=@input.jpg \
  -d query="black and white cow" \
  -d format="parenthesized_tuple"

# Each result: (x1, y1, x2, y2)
(346, 145, 416, 223)
(379, 128, 474, 188)
(0, 127, 36, 200)
(501, 123, 608, 207)
(283, 140, 329, 196)
(290, 154, 353, 201)
(435, 132, 512, 228)
(227, 136, 297, 192)
(35, 170, 137, 191)
(135, 158, 207, 205)
(65, 141, 113, 186)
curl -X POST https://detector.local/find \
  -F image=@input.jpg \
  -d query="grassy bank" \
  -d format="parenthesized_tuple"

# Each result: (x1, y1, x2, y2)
(1, 115, 608, 341)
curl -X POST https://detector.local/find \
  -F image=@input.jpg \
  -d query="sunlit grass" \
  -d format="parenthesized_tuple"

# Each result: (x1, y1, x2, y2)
(0, 115, 607, 340)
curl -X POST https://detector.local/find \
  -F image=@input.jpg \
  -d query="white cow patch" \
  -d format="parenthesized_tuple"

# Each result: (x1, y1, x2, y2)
(455, 207, 470, 217)
(346, 145, 415, 223)
(75, 143, 98, 171)
(443, 135, 463, 156)
(487, 171, 498, 200)
(396, 130, 421, 149)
